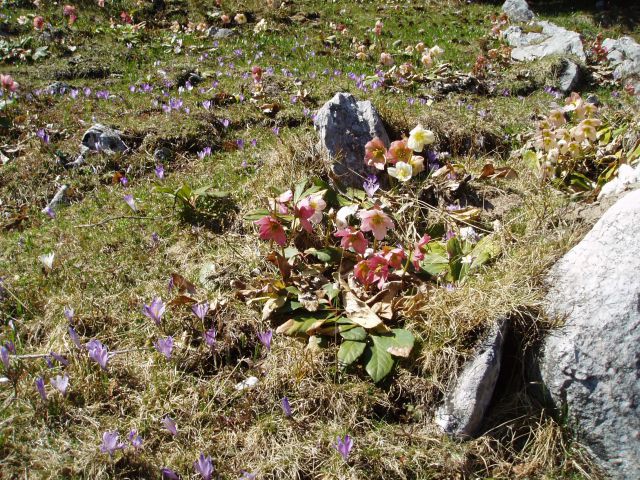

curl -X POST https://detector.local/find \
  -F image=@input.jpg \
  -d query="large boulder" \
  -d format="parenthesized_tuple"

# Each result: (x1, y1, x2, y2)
(504, 21, 585, 62)
(602, 36, 640, 94)
(539, 189, 640, 479)
(435, 318, 508, 439)
(502, 0, 534, 23)
(314, 92, 389, 188)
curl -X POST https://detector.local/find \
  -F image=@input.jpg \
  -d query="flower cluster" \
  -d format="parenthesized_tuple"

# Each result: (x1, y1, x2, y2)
(364, 124, 435, 182)
(534, 93, 603, 179)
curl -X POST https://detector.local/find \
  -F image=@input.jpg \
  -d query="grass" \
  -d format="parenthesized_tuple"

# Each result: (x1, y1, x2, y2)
(1, 0, 638, 478)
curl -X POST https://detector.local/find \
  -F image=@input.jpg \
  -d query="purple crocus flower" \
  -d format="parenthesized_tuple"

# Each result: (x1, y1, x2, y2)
(128, 430, 143, 450)
(202, 100, 211, 110)
(68, 326, 82, 349)
(236, 139, 245, 149)
(83, 87, 92, 97)
(120, 176, 129, 187)
(50, 374, 69, 396)
(155, 164, 165, 179)
(240, 472, 257, 479)
(161, 468, 180, 480)
(64, 306, 74, 322)
(36, 377, 47, 401)
(222, 119, 230, 128)
(192, 302, 209, 322)
(124, 194, 137, 212)
(257, 330, 272, 351)
(49, 351, 69, 366)
(335, 435, 353, 461)
(43, 205, 55, 219)
(162, 416, 178, 435)
(194, 453, 214, 480)
(272, 126, 280, 136)
(363, 174, 379, 198)
(281, 396, 292, 417)
(100, 431, 124, 456)
(36, 128, 50, 144)
(143, 297, 166, 326)
(0, 346, 9, 370)
(204, 328, 216, 348)
(154, 336, 174, 360)
(87, 339, 110, 370)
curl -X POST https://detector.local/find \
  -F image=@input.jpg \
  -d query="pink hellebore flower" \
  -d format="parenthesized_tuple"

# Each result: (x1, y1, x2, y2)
(364, 137, 387, 170)
(293, 203, 315, 233)
(0, 74, 18, 92)
(272, 189, 292, 214)
(386, 139, 412, 165)
(298, 193, 326, 224)
(334, 227, 368, 255)
(354, 259, 373, 287)
(358, 207, 395, 241)
(251, 66, 263, 83)
(33, 16, 45, 31)
(63, 5, 78, 25)
(368, 254, 390, 289)
(255, 215, 287, 246)
(383, 246, 406, 269)
(412, 234, 432, 268)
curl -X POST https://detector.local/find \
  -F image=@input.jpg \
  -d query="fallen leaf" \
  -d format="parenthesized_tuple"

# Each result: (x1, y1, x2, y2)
(479, 163, 518, 179)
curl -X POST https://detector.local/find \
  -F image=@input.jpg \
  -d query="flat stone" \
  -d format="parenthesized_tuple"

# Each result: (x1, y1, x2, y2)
(81, 124, 127, 154)
(505, 21, 585, 62)
(502, 0, 534, 23)
(207, 27, 235, 39)
(539, 189, 640, 479)
(435, 318, 508, 439)
(314, 92, 389, 188)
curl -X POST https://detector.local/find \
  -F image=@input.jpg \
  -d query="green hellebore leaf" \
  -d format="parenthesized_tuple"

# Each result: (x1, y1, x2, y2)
(338, 340, 367, 368)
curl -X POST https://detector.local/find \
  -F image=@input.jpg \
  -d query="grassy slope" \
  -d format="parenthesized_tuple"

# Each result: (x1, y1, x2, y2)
(0, 0, 638, 478)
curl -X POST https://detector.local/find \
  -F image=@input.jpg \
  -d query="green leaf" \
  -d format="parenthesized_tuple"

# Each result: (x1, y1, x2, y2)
(338, 340, 367, 367)
(420, 253, 449, 276)
(293, 179, 308, 204)
(244, 208, 271, 221)
(364, 340, 394, 383)
(276, 314, 323, 336)
(339, 325, 367, 341)
(322, 282, 341, 301)
(470, 235, 501, 270)
(304, 247, 343, 264)
(284, 246, 300, 259)
(371, 329, 415, 358)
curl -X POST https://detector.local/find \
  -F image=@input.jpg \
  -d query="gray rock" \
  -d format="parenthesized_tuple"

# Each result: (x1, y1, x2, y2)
(602, 36, 640, 93)
(435, 318, 508, 439)
(502, 0, 534, 23)
(207, 27, 235, 39)
(539, 189, 640, 479)
(505, 21, 585, 62)
(46, 81, 72, 95)
(81, 124, 127, 154)
(154, 147, 174, 163)
(314, 92, 389, 188)
(558, 59, 582, 93)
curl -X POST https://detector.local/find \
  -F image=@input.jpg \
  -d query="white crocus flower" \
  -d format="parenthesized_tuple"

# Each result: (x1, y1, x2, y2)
(388, 161, 413, 182)
(39, 252, 55, 271)
(407, 124, 435, 152)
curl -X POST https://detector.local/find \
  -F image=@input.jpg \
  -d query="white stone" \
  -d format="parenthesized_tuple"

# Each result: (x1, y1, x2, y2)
(505, 21, 585, 62)
(502, 0, 534, 23)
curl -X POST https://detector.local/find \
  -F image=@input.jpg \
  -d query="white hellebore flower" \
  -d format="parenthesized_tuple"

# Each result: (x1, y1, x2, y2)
(254, 18, 267, 33)
(335, 204, 359, 229)
(388, 161, 413, 182)
(407, 124, 435, 152)
(39, 252, 55, 271)
(429, 45, 445, 57)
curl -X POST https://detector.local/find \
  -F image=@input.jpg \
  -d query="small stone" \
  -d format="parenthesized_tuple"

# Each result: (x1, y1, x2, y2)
(207, 27, 235, 39)
(502, 0, 534, 23)
(558, 59, 582, 93)
(435, 318, 508, 439)
(154, 147, 174, 163)
(81, 124, 128, 154)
